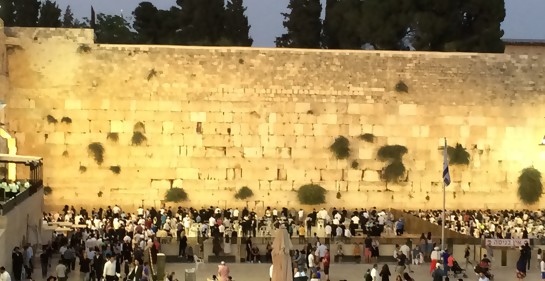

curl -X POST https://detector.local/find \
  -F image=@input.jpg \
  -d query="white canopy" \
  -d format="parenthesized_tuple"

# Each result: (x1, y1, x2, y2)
(0, 154, 42, 164)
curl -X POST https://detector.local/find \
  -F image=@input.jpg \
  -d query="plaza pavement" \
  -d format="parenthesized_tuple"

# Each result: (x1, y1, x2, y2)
(161, 261, 541, 281)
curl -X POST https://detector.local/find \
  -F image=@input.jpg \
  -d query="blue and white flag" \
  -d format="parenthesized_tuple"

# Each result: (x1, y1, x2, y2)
(443, 138, 451, 186)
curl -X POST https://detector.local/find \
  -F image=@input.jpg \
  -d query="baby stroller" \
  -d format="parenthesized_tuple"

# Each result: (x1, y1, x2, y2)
(451, 260, 467, 278)
(474, 265, 494, 280)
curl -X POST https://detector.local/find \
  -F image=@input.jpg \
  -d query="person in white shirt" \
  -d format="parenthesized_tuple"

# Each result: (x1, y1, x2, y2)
(370, 264, 378, 281)
(541, 258, 545, 280)
(103, 255, 117, 281)
(55, 260, 67, 281)
(307, 252, 315, 275)
(0, 266, 11, 281)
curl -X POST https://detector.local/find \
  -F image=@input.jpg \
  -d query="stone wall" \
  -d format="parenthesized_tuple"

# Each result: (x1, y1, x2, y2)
(3, 27, 545, 210)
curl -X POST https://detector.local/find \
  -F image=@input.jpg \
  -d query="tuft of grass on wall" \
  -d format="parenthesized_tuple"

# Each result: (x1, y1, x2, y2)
(79, 165, 87, 173)
(359, 133, 375, 143)
(107, 132, 119, 142)
(395, 81, 409, 93)
(109, 166, 121, 174)
(131, 132, 147, 146)
(60, 117, 72, 124)
(46, 115, 58, 124)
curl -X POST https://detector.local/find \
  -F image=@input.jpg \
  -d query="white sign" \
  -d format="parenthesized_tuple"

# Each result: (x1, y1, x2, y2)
(485, 239, 529, 247)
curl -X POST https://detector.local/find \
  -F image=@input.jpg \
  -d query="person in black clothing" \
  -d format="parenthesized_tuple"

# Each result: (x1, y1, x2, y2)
(80, 253, 91, 281)
(379, 264, 391, 281)
(40, 245, 52, 278)
(179, 234, 188, 258)
(12, 247, 24, 281)
(522, 242, 532, 270)
(245, 239, 253, 262)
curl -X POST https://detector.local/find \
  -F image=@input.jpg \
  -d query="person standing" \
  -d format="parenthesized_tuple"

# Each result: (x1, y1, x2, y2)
(322, 249, 331, 281)
(378, 264, 391, 281)
(55, 260, 67, 281)
(517, 255, 527, 280)
(430, 247, 440, 273)
(11, 248, 23, 281)
(370, 264, 378, 281)
(103, 255, 117, 281)
(178, 233, 187, 258)
(464, 245, 473, 269)
(217, 261, 230, 281)
(0, 267, 11, 281)
(540, 257, 545, 281)
(127, 260, 142, 281)
(80, 252, 91, 281)
(40, 246, 51, 279)
(523, 242, 532, 270)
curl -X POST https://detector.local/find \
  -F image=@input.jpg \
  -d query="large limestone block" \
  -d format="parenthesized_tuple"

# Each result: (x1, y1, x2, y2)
(317, 114, 337, 125)
(295, 102, 311, 113)
(363, 170, 381, 182)
(287, 169, 306, 181)
(346, 170, 363, 181)
(243, 147, 262, 158)
(399, 104, 417, 116)
(176, 168, 199, 179)
(190, 112, 207, 122)
(65, 99, 82, 110)
(320, 169, 343, 181)
(45, 132, 65, 144)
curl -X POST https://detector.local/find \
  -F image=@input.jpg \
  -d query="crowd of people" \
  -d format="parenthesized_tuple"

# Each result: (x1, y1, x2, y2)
(407, 209, 545, 239)
(0, 179, 31, 200)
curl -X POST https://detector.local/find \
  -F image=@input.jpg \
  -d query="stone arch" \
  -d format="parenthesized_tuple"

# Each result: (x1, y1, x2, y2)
(0, 128, 17, 180)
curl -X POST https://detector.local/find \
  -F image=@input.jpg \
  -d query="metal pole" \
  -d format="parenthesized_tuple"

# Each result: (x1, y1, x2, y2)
(441, 182, 445, 251)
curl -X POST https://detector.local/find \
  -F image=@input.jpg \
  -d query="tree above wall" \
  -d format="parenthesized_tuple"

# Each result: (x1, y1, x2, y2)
(518, 167, 543, 205)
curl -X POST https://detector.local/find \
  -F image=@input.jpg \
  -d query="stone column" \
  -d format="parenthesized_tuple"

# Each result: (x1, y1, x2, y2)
(156, 253, 166, 281)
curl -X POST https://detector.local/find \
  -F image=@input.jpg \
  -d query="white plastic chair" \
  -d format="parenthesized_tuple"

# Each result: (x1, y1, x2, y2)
(194, 255, 204, 269)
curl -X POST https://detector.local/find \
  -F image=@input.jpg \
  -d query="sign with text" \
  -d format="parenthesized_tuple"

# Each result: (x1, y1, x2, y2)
(485, 239, 529, 247)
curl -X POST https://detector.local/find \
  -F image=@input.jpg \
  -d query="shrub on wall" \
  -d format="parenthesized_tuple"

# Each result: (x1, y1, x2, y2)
(336, 191, 341, 199)
(131, 132, 147, 146)
(79, 165, 87, 173)
(329, 136, 350, 159)
(395, 81, 409, 93)
(297, 184, 326, 205)
(62, 150, 69, 157)
(107, 132, 119, 142)
(61, 117, 72, 124)
(77, 44, 92, 53)
(377, 145, 408, 161)
(88, 142, 105, 165)
(46, 115, 58, 124)
(234, 186, 254, 200)
(351, 160, 359, 169)
(447, 143, 470, 165)
(518, 167, 543, 205)
(382, 160, 406, 185)
(134, 122, 146, 133)
(43, 186, 52, 195)
(359, 133, 375, 143)
(165, 187, 188, 203)
(110, 166, 121, 174)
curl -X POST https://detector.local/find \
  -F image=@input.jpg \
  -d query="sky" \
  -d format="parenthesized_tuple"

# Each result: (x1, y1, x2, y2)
(54, 0, 545, 47)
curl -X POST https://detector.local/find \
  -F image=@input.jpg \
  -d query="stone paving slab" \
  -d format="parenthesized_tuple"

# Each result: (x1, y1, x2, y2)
(160, 262, 539, 281)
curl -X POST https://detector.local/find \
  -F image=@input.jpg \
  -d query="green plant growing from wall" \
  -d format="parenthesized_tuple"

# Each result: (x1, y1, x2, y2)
(43, 186, 52, 195)
(61, 117, 72, 124)
(329, 136, 350, 159)
(382, 161, 406, 187)
(307, 110, 314, 115)
(518, 167, 543, 205)
(336, 191, 341, 199)
(351, 160, 359, 169)
(395, 81, 409, 93)
(377, 145, 408, 161)
(359, 133, 375, 143)
(62, 150, 69, 157)
(88, 142, 105, 165)
(97, 191, 103, 197)
(378, 145, 408, 190)
(297, 184, 326, 205)
(110, 166, 121, 174)
(79, 165, 87, 173)
(107, 133, 119, 142)
(234, 186, 254, 200)
(46, 115, 58, 124)
(447, 143, 470, 165)
(131, 132, 147, 146)
(77, 44, 92, 53)
(147, 69, 158, 80)
(165, 187, 188, 203)
(134, 122, 146, 133)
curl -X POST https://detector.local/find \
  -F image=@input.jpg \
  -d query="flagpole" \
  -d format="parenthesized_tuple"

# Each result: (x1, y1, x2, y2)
(441, 137, 448, 252)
